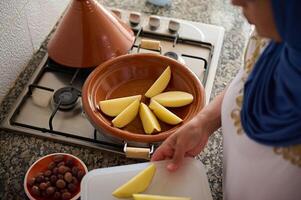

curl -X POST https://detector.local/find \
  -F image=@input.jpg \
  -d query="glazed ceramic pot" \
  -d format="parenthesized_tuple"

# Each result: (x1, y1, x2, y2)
(24, 153, 88, 200)
(47, 0, 135, 68)
(82, 53, 205, 143)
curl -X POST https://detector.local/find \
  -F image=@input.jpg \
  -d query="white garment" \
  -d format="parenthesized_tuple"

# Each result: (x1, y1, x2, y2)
(221, 32, 301, 200)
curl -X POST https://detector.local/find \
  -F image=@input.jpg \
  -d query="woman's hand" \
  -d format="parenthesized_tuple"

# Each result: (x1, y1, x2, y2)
(151, 116, 210, 171)
(151, 89, 227, 171)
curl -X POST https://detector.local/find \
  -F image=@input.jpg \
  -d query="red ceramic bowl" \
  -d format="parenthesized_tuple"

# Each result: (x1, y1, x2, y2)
(24, 153, 88, 200)
(82, 53, 205, 143)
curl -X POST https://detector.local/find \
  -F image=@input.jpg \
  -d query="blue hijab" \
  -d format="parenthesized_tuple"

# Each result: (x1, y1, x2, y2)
(240, 0, 301, 147)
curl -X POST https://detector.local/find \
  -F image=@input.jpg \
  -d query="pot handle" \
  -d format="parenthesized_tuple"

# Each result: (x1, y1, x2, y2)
(123, 143, 155, 160)
(138, 39, 162, 54)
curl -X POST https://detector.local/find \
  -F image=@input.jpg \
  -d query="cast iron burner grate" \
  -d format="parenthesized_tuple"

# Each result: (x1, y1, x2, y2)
(10, 58, 126, 152)
(131, 28, 211, 86)
(6, 31, 213, 155)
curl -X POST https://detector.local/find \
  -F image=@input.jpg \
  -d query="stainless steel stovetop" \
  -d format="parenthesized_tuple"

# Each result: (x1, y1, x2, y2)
(1, 8, 224, 159)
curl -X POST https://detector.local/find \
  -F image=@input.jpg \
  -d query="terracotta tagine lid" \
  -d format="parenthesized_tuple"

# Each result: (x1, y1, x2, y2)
(47, 0, 135, 68)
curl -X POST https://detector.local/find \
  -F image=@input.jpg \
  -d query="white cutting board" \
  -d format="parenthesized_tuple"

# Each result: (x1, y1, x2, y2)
(81, 158, 213, 200)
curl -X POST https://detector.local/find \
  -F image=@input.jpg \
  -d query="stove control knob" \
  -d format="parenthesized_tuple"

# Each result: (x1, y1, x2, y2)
(111, 9, 122, 19)
(129, 12, 141, 26)
(168, 20, 180, 33)
(149, 15, 160, 30)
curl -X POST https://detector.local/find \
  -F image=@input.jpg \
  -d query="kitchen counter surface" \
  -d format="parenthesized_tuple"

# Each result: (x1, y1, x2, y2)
(0, 0, 250, 199)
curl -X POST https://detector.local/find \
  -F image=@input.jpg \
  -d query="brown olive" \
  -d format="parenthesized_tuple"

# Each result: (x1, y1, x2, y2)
(72, 177, 78, 185)
(50, 175, 58, 184)
(57, 161, 65, 167)
(77, 170, 85, 180)
(45, 177, 49, 182)
(62, 191, 72, 200)
(52, 167, 59, 175)
(48, 161, 56, 170)
(28, 177, 36, 187)
(61, 189, 68, 193)
(56, 179, 66, 189)
(44, 170, 52, 177)
(35, 175, 45, 183)
(39, 182, 47, 190)
(31, 185, 40, 196)
(46, 186, 56, 195)
(54, 191, 61, 199)
(45, 181, 51, 187)
(58, 166, 68, 174)
(65, 158, 74, 167)
(68, 183, 77, 192)
(58, 174, 64, 180)
(41, 191, 47, 197)
(64, 172, 73, 183)
(71, 166, 79, 176)
(65, 166, 71, 173)
(53, 155, 64, 163)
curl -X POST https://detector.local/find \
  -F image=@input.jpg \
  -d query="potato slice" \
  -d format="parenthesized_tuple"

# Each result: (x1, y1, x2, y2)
(112, 164, 156, 198)
(99, 95, 142, 117)
(149, 100, 182, 125)
(145, 66, 171, 98)
(133, 194, 191, 200)
(139, 103, 161, 134)
(152, 91, 193, 107)
(112, 99, 140, 128)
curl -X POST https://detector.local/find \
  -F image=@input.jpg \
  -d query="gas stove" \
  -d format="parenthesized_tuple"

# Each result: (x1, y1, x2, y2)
(1, 8, 224, 159)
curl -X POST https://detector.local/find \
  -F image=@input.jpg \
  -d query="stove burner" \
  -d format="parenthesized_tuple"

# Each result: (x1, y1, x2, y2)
(164, 51, 185, 64)
(53, 87, 80, 110)
(164, 51, 178, 59)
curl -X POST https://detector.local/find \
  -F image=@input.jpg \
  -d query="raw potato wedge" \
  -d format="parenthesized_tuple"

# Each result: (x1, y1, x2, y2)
(152, 91, 193, 107)
(133, 194, 191, 200)
(139, 103, 161, 134)
(99, 95, 142, 117)
(149, 100, 182, 125)
(112, 164, 156, 198)
(112, 99, 140, 128)
(145, 66, 171, 98)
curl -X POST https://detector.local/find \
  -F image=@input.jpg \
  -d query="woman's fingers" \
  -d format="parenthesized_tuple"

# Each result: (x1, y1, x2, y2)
(152, 137, 186, 172)
(151, 149, 165, 161)
(151, 123, 208, 172)
(151, 144, 174, 161)
(167, 142, 185, 172)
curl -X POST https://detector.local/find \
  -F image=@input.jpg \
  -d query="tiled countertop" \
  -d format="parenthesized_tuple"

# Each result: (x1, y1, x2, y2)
(0, 0, 250, 199)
